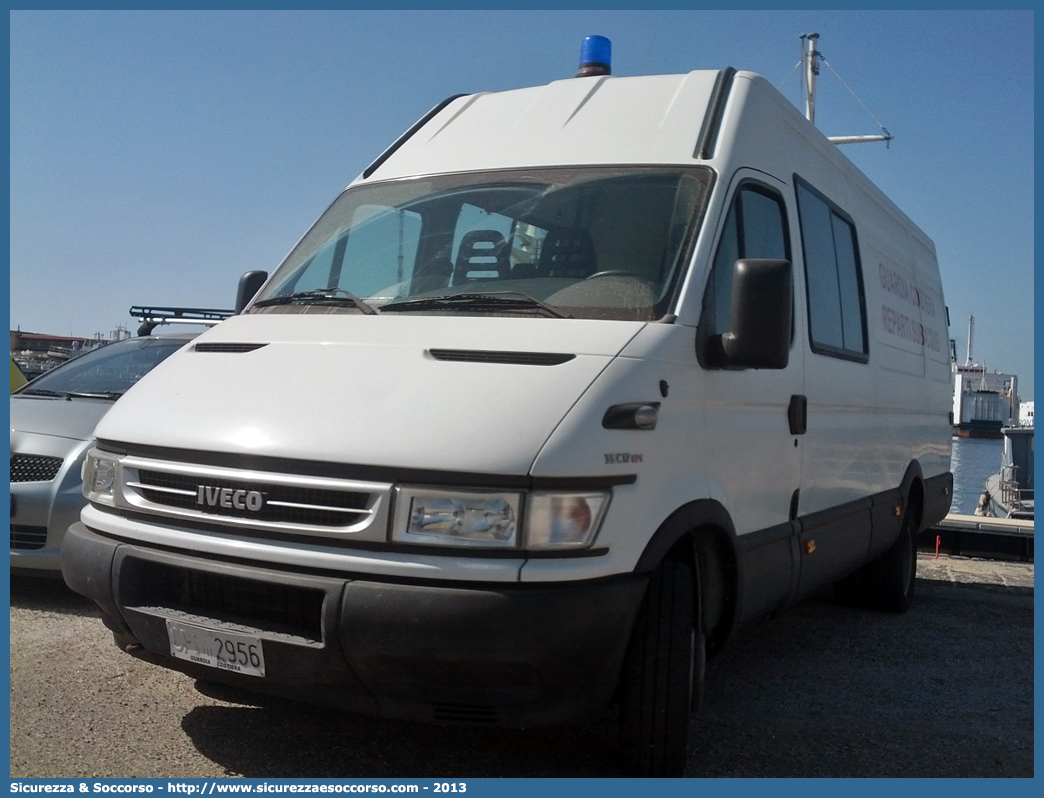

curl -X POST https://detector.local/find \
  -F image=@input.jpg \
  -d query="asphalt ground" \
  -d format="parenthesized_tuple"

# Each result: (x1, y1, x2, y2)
(9, 553, 1033, 778)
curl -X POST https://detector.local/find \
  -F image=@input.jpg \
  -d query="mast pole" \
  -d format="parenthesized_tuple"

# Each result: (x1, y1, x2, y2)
(802, 32, 820, 125)
(966, 315, 975, 365)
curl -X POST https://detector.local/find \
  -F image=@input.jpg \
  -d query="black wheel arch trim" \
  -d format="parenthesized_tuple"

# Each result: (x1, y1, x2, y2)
(632, 499, 742, 656)
(921, 471, 954, 531)
(633, 499, 737, 574)
(899, 460, 925, 529)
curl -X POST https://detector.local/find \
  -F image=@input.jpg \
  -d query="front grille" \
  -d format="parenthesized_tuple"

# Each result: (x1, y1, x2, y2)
(123, 559, 324, 641)
(10, 525, 48, 550)
(134, 469, 371, 527)
(10, 454, 63, 483)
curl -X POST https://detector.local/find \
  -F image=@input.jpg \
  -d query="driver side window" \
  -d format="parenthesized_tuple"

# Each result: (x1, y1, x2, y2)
(703, 184, 789, 337)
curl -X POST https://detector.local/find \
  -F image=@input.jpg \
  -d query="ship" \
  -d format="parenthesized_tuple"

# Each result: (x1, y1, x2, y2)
(951, 316, 1018, 438)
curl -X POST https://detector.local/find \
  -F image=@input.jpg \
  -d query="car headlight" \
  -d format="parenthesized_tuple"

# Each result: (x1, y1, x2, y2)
(392, 488, 521, 548)
(392, 487, 611, 551)
(82, 449, 121, 505)
(526, 492, 610, 550)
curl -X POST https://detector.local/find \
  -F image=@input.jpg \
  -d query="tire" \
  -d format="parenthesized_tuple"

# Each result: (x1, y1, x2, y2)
(866, 505, 918, 613)
(618, 559, 698, 777)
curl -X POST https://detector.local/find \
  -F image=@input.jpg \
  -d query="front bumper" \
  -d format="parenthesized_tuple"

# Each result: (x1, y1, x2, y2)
(10, 446, 91, 574)
(62, 521, 647, 727)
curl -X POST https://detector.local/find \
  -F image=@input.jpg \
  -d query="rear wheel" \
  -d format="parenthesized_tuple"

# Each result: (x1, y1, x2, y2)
(835, 504, 918, 613)
(618, 559, 698, 776)
(867, 506, 918, 613)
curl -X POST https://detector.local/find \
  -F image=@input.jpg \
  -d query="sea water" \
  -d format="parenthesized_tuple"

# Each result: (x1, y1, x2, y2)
(949, 436, 1003, 515)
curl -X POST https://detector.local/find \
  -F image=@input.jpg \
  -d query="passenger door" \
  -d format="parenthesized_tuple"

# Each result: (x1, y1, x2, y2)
(697, 170, 804, 621)
(791, 176, 874, 595)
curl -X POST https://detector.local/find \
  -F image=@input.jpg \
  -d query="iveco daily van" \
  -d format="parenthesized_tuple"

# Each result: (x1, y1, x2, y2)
(63, 39, 953, 775)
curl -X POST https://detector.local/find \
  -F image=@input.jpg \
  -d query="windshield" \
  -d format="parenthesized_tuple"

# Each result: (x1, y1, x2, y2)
(251, 166, 712, 321)
(15, 337, 190, 398)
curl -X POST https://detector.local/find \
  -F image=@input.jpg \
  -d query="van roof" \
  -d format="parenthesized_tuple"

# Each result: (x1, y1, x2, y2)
(361, 71, 726, 180)
(357, 68, 935, 256)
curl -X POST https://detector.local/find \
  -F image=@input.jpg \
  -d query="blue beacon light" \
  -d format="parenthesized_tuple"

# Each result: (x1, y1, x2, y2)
(576, 36, 611, 77)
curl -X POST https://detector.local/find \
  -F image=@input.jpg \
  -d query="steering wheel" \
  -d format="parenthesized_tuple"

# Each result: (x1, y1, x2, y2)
(586, 270, 641, 279)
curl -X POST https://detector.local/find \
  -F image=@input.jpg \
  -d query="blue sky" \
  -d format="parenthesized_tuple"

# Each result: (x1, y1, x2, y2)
(9, 9, 1034, 398)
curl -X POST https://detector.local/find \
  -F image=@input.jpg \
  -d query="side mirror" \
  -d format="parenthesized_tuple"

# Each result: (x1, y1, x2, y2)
(720, 259, 792, 369)
(235, 270, 269, 314)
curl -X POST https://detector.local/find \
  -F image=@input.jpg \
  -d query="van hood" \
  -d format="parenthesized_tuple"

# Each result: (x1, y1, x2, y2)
(95, 313, 643, 475)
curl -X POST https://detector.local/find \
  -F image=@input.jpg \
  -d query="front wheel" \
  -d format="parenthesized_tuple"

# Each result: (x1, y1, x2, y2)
(618, 559, 698, 776)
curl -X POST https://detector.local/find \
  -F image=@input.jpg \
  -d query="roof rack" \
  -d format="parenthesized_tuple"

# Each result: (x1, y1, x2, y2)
(129, 306, 234, 336)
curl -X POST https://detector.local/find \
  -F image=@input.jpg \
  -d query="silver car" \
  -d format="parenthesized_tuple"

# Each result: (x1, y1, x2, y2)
(10, 334, 195, 573)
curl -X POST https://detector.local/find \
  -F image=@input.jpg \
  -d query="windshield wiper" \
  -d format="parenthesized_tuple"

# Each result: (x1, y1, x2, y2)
(15, 387, 123, 400)
(379, 292, 567, 319)
(253, 288, 377, 315)
(64, 390, 124, 400)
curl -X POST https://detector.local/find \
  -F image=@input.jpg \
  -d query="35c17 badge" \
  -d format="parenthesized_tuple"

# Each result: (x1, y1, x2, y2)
(605, 453, 643, 465)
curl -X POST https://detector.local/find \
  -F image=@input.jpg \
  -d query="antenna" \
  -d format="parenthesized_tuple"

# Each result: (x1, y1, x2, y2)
(800, 33, 894, 147)
(800, 33, 820, 125)
(966, 315, 975, 365)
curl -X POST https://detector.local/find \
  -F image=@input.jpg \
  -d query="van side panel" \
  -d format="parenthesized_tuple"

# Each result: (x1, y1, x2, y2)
(709, 74, 951, 522)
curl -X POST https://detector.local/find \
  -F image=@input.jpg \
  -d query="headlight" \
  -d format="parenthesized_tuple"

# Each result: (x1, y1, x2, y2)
(526, 492, 610, 550)
(393, 488, 520, 548)
(82, 449, 121, 505)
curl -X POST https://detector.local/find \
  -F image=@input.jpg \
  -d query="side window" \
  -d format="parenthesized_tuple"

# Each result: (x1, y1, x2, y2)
(795, 180, 867, 360)
(704, 184, 789, 337)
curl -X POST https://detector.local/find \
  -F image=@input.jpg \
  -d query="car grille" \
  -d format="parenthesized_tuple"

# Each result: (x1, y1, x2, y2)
(10, 454, 64, 483)
(117, 457, 391, 541)
(134, 469, 371, 527)
(122, 558, 324, 642)
(10, 525, 48, 550)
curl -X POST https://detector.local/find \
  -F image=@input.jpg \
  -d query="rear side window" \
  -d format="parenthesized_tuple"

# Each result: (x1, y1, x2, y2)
(795, 178, 868, 361)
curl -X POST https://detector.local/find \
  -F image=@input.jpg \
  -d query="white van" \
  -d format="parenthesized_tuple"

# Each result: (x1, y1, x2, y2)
(63, 40, 953, 776)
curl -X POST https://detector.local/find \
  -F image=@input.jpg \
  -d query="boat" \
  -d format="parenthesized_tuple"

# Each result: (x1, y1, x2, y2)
(951, 316, 1018, 438)
(976, 401, 1034, 520)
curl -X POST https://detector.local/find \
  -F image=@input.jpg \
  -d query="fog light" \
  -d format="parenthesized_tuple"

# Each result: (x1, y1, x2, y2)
(82, 450, 120, 504)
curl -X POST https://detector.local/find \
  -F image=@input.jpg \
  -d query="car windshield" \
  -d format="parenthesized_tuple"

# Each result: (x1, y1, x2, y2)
(15, 337, 189, 398)
(251, 166, 712, 322)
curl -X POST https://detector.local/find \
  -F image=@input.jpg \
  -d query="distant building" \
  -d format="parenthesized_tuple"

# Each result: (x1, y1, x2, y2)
(10, 327, 129, 381)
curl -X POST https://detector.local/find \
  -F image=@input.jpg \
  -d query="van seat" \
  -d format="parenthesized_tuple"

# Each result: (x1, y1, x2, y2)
(453, 230, 509, 285)
(538, 228, 597, 279)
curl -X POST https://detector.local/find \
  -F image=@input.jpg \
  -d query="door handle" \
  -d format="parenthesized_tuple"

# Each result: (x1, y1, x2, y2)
(788, 394, 807, 435)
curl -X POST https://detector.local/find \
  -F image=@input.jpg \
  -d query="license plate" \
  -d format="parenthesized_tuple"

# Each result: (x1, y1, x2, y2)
(166, 619, 266, 677)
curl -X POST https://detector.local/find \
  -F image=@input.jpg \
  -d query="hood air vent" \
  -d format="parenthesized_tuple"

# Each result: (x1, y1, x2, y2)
(194, 343, 268, 354)
(428, 349, 575, 366)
